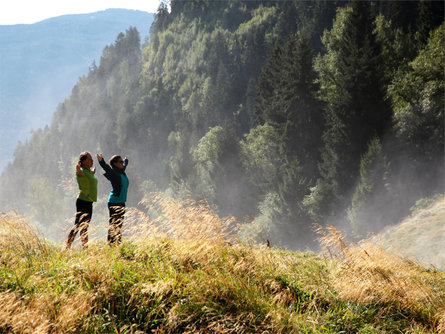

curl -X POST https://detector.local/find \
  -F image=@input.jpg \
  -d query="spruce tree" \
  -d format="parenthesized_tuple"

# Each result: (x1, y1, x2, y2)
(389, 23, 445, 195)
(415, 0, 445, 47)
(308, 2, 391, 222)
(252, 33, 324, 246)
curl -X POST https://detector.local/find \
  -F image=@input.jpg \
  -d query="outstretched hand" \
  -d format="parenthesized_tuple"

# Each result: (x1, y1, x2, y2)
(96, 153, 103, 162)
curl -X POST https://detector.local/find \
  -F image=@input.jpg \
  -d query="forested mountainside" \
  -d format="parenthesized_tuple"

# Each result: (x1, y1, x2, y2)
(0, 9, 154, 171)
(0, 0, 443, 249)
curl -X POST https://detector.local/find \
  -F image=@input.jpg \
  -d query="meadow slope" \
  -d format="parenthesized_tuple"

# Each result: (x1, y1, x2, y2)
(375, 195, 445, 270)
(0, 196, 444, 333)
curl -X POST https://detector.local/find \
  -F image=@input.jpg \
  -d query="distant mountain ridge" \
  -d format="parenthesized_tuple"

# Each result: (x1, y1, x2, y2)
(0, 9, 154, 171)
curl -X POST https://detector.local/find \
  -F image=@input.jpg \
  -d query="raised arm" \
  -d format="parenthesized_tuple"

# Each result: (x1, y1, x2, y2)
(76, 161, 83, 177)
(97, 153, 113, 174)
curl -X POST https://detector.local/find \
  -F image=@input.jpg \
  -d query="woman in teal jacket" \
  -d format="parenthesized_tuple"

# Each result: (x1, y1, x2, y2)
(66, 152, 97, 249)
(97, 153, 129, 245)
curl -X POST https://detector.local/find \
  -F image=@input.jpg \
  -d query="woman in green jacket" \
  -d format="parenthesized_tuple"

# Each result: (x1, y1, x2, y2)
(66, 152, 98, 249)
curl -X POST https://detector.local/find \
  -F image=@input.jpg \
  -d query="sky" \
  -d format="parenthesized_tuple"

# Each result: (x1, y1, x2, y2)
(0, 0, 163, 25)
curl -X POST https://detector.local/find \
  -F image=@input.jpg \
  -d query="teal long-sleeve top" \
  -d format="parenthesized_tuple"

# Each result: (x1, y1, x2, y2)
(108, 173, 129, 203)
(98, 158, 129, 204)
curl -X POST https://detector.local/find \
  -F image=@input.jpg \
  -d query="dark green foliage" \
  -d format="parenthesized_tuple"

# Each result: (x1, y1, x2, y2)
(388, 23, 445, 198)
(379, 1, 419, 33)
(374, 14, 416, 82)
(192, 124, 254, 217)
(256, 33, 323, 172)
(415, 0, 445, 47)
(250, 32, 324, 247)
(347, 137, 390, 237)
(308, 2, 392, 222)
(151, 1, 171, 32)
(390, 23, 444, 154)
(241, 123, 282, 194)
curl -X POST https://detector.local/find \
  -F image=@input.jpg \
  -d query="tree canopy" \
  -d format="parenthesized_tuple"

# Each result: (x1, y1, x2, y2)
(1, 0, 443, 248)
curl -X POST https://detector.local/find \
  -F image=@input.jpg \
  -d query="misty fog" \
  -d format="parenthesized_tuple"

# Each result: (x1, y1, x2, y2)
(0, 9, 153, 170)
(0, 1, 443, 269)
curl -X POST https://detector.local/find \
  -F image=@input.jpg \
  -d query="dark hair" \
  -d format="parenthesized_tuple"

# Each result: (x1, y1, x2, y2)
(78, 152, 90, 167)
(109, 155, 122, 167)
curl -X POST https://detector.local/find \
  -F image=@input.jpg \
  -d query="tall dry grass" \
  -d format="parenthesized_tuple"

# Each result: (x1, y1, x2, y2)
(127, 194, 238, 244)
(0, 196, 444, 333)
(318, 225, 445, 331)
(0, 196, 248, 333)
(0, 212, 96, 333)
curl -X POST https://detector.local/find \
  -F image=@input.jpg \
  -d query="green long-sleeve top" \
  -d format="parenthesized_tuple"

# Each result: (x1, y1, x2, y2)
(76, 167, 98, 202)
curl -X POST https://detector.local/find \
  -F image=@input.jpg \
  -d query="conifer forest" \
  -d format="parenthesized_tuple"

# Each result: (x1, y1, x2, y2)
(1, 0, 443, 249)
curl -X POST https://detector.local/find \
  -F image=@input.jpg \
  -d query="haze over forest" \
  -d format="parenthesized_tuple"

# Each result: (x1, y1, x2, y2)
(0, 0, 443, 250)
(0, 9, 154, 170)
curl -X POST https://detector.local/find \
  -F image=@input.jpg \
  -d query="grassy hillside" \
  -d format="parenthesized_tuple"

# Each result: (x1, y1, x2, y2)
(375, 195, 445, 271)
(0, 196, 444, 333)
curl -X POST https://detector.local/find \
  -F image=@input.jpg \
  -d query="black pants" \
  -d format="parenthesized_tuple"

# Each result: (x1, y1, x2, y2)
(108, 203, 126, 245)
(67, 199, 93, 248)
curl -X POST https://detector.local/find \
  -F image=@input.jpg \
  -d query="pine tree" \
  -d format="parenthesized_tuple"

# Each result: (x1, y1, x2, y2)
(308, 2, 391, 222)
(192, 124, 253, 217)
(251, 32, 324, 246)
(415, 0, 444, 47)
(347, 137, 390, 237)
(389, 23, 445, 195)
(256, 33, 323, 170)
